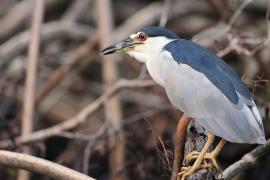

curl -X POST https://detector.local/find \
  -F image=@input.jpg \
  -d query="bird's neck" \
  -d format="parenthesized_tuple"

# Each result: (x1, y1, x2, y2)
(146, 56, 166, 86)
(127, 37, 175, 86)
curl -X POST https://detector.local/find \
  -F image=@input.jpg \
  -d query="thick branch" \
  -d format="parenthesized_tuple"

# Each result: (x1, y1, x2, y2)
(96, 0, 126, 179)
(19, 1, 44, 179)
(222, 139, 270, 179)
(0, 150, 95, 180)
(182, 120, 216, 179)
(171, 114, 191, 180)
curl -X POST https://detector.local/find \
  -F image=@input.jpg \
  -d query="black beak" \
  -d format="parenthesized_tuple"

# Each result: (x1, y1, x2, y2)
(101, 45, 117, 55)
(101, 38, 137, 55)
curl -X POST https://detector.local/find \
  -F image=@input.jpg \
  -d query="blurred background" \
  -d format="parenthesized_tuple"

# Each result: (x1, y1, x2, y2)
(0, 0, 269, 180)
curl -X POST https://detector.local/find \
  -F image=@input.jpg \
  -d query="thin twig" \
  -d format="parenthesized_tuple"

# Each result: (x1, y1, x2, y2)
(228, 0, 253, 27)
(83, 124, 107, 174)
(0, 0, 68, 43)
(61, 0, 91, 21)
(207, 0, 229, 21)
(159, 0, 172, 27)
(147, 119, 171, 171)
(266, 0, 270, 42)
(0, 21, 93, 74)
(192, 0, 254, 49)
(59, 105, 171, 141)
(0, 150, 95, 180)
(0, 79, 155, 148)
(35, 34, 98, 104)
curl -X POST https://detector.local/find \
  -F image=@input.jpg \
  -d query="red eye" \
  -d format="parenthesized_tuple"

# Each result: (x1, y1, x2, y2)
(138, 33, 147, 41)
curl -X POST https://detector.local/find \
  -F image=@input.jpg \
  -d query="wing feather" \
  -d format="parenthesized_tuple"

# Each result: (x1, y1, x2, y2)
(160, 48, 265, 143)
(163, 39, 254, 106)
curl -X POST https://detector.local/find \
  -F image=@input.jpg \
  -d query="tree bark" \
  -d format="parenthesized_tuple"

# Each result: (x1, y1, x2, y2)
(182, 120, 216, 180)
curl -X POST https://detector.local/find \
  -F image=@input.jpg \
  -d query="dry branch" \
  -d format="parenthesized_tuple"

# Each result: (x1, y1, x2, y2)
(114, 0, 210, 40)
(182, 120, 216, 180)
(35, 34, 98, 104)
(207, 0, 230, 21)
(62, 0, 92, 21)
(21, 0, 44, 144)
(0, 21, 93, 73)
(0, 0, 68, 43)
(96, 0, 126, 179)
(171, 114, 191, 180)
(159, 0, 172, 27)
(0, 79, 155, 148)
(0, 150, 95, 180)
(19, 1, 44, 179)
(222, 139, 270, 179)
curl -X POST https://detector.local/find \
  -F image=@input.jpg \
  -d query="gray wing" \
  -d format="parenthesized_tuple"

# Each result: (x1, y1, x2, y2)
(163, 39, 253, 106)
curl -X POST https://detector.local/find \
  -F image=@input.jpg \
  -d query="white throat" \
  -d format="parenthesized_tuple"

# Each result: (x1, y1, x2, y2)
(127, 36, 174, 63)
(127, 36, 175, 86)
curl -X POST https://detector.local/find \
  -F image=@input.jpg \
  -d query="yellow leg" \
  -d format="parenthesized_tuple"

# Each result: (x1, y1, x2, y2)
(209, 139, 226, 157)
(205, 138, 226, 171)
(185, 139, 226, 172)
(178, 132, 215, 180)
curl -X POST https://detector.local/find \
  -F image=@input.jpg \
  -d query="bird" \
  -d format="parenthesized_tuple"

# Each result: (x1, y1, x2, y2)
(101, 26, 266, 179)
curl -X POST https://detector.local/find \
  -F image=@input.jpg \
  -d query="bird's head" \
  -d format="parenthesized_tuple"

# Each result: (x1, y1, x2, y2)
(101, 27, 178, 63)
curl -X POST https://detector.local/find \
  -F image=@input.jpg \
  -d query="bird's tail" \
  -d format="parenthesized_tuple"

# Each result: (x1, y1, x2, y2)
(251, 105, 265, 136)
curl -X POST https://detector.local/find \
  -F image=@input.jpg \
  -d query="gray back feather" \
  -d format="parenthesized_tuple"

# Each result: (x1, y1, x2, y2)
(163, 39, 253, 106)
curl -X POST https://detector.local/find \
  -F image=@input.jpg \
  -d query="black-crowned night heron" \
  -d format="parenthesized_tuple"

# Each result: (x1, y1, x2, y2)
(101, 27, 266, 179)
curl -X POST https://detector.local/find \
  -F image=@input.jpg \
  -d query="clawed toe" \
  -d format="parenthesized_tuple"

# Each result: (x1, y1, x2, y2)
(177, 163, 214, 180)
(184, 151, 200, 164)
(184, 151, 221, 172)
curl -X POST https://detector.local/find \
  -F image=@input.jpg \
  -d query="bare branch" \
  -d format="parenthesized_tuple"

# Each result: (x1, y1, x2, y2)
(35, 34, 98, 104)
(266, 0, 270, 42)
(0, 21, 93, 73)
(0, 79, 155, 148)
(207, 0, 229, 21)
(19, 1, 44, 179)
(22, 0, 44, 141)
(0, 150, 95, 180)
(171, 114, 191, 180)
(159, 0, 172, 27)
(62, 0, 92, 21)
(96, 0, 125, 179)
(82, 124, 107, 174)
(222, 139, 270, 179)
(59, 105, 171, 141)
(0, 0, 68, 43)
(228, 0, 253, 27)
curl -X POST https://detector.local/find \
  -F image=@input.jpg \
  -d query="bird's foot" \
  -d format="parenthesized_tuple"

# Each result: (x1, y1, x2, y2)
(177, 162, 213, 180)
(184, 151, 201, 163)
(184, 151, 221, 173)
